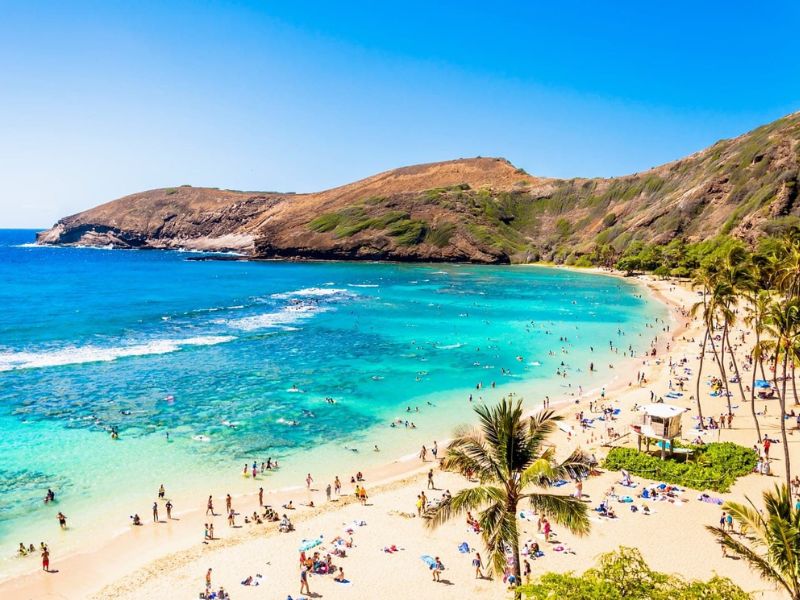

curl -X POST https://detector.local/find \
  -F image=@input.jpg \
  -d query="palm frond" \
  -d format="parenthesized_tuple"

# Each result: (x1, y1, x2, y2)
(425, 485, 504, 529)
(525, 492, 590, 536)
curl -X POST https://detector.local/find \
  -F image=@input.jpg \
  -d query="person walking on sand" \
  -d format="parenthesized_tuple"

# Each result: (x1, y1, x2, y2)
(300, 564, 311, 595)
(432, 557, 444, 582)
(226, 494, 232, 513)
(41, 547, 50, 572)
(334, 476, 341, 496)
(326, 483, 332, 502)
(419, 445, 427, 461)
(152, 502, 159, 522)
(432, 441, 438, 460)
(473, 552, 484, 579)
(166, 500, 173, 519)
(205, 568, 212, 591)
(206, 496, 214, 516)
(427, 469, 435, 490)
(306, 473, 313, 490)
(258, 487, 264, 507)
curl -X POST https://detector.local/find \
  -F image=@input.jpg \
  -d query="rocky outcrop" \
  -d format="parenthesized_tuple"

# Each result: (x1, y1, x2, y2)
(38, 111, 800, 263)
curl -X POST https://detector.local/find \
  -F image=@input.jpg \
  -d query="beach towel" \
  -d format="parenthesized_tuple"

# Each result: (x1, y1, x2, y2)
(619, 496, 633, 503)
(298, 536, 323, 552)
(552, 479, 569, 487)
(698, 495, 724, 505)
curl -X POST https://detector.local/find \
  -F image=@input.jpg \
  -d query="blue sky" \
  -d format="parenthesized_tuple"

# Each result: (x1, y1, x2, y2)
(1, 1, 799, 227)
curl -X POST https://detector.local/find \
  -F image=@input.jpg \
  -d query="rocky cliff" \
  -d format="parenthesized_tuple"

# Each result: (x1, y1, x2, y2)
(38, 111, 800, 264)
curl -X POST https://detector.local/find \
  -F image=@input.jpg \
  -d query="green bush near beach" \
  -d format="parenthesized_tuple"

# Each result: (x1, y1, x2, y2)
(603, 442, 757, 492)
(519, 547, 749, 599)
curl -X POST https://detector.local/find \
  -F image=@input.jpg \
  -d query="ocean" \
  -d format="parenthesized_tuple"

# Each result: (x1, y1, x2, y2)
(0, 229, 665, 574)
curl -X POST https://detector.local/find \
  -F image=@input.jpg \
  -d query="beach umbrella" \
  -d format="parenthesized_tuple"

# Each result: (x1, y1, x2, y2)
(298, 536, 323, 552)
(755, 380, 771, 389)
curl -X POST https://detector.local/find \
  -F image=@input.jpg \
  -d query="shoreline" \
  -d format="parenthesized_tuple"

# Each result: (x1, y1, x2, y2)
(0, 268, 679, 599)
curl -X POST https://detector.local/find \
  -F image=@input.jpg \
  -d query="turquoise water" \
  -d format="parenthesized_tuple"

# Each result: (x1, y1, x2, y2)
(0, 229, 664, 572)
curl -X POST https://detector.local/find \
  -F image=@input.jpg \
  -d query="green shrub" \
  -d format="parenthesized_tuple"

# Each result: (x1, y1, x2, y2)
(603, 442, 756, 492)
(309, 213, 342, 233)
(520, 547, 749, 599)
(389, 219, 428, 245)
(555, 218, 571, 239)
(425, 223, 456, 248)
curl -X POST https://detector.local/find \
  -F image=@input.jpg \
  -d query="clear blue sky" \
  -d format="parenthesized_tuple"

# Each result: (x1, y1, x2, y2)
(2, 1, 799, 227)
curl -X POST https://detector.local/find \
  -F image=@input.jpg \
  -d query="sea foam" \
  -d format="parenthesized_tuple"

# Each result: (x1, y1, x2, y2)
(0, 336, 236, 372)
(223, 304, 326, 331)
(270, 287, 352, 299)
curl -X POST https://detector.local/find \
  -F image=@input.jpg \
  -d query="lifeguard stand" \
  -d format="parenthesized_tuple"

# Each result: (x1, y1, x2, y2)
(630, 404, 686, 459)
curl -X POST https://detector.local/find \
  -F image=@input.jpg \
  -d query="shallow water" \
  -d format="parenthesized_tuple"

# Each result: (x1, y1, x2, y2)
(0, 229, 665, 573)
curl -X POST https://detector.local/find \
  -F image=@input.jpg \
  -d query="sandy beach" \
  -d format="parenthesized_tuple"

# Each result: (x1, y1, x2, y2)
(1, 270, 790, 599)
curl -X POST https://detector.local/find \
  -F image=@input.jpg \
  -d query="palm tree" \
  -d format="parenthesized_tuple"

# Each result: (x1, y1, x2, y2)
(707, 485, 800, 599)
(690, 268, 715, 428)
(426, 398, 590, 588)
(774, 238, 800, 299)
(717, 247, 758, 438)
(745, 289, 771, 442)
(763, 298, 800, 485)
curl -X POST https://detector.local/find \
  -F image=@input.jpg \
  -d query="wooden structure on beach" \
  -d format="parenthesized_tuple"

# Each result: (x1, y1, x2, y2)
(630, 403, 686, 459)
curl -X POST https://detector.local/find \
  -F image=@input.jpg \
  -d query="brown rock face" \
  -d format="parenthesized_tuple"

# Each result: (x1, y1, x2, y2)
(38, 111, 800, 263)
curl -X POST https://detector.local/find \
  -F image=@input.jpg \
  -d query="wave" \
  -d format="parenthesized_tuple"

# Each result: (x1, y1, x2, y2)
(348, 284, 378, 288)
(0, 336, 236, 372)
(223, 304, 326, 331)
(14, 243, 115, 250)
(437, 343, 465, 350)
(270, 287, 352, 300)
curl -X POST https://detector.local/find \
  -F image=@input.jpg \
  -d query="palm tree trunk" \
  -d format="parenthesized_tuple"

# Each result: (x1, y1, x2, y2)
(777, 351, 792, 486)
(724, 328, 760, 442)
(793, 362, 798, 406)
(695, 329, 708, 428)
(749, 336, 762, 442)
(708, 326, 733, 416)
(508, 501, 522, 598)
